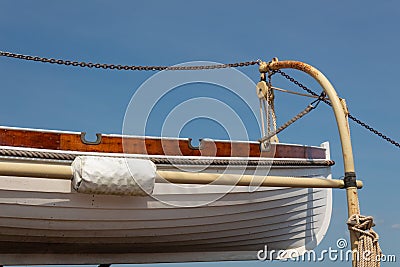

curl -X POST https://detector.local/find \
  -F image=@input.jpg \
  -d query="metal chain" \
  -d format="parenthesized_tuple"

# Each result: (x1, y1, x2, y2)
(274, 70, 400, 148)
(3, 50, 397, 148)
(0, 51, 260, 71)
(347, 114, 400, 147)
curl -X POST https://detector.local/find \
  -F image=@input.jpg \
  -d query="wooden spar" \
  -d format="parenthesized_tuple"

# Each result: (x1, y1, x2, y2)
(260, 58, 361, 267)
(0, 161, 72, 179)
(157, 171, 363, 189)
(0, 161, 363, 189)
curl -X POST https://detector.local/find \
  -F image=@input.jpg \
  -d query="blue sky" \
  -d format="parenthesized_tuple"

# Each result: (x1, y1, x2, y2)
(1, 1, 399, 266)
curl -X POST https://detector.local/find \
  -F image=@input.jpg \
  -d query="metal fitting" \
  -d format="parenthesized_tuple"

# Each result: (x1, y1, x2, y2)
(344, 172, 357, 188)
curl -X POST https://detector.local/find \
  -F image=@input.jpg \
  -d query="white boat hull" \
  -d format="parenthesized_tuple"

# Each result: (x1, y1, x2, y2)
(0, 145, 332, 265)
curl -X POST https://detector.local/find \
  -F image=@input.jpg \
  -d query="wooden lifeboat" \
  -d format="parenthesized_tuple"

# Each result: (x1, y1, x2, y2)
(0, 126, 333, 265)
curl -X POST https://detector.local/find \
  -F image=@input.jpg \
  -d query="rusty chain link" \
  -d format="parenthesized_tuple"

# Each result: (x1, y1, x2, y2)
(346, 114, 400, 147)
(0, 51, 260, 71)
(273, 69, 400, 149)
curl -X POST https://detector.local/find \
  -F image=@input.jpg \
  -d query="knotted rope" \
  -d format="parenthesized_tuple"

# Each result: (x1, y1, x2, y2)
(347, 214, 382, 267)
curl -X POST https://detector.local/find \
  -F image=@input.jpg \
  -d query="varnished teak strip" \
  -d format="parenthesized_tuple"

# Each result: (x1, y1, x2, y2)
(0, 128, 325, 159)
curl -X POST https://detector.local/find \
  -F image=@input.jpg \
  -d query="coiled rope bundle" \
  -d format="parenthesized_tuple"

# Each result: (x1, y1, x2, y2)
(347, 215, 382, 267)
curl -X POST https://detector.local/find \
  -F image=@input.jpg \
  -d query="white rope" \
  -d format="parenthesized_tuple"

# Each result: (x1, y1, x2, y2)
(272, 86, 321, 98)
(266, 84, 278, 142)
(256, 79, 278, 143)
(262, 99, 269, 133)
(259, 98, 266, 137)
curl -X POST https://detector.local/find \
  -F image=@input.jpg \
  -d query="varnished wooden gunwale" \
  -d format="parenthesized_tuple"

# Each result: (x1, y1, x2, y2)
(0, 128, 326, 159)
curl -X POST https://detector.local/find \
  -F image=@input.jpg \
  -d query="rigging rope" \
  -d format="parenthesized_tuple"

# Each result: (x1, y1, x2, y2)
(259, 95, 324, 144)
(272, 86, 321, 98)
(267, 72, 278, 139)
(259, 98, 267, 137)
(257, 74, 278, 143)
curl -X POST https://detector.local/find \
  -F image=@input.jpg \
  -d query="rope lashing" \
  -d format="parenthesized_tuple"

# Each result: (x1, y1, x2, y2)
(347, 214, 382, 267)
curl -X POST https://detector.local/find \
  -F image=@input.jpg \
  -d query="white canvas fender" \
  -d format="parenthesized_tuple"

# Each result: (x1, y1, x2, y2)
(72, 156, 156, 196)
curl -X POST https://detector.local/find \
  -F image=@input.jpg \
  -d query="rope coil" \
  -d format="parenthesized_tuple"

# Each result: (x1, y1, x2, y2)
(347, 215, 382, 267)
